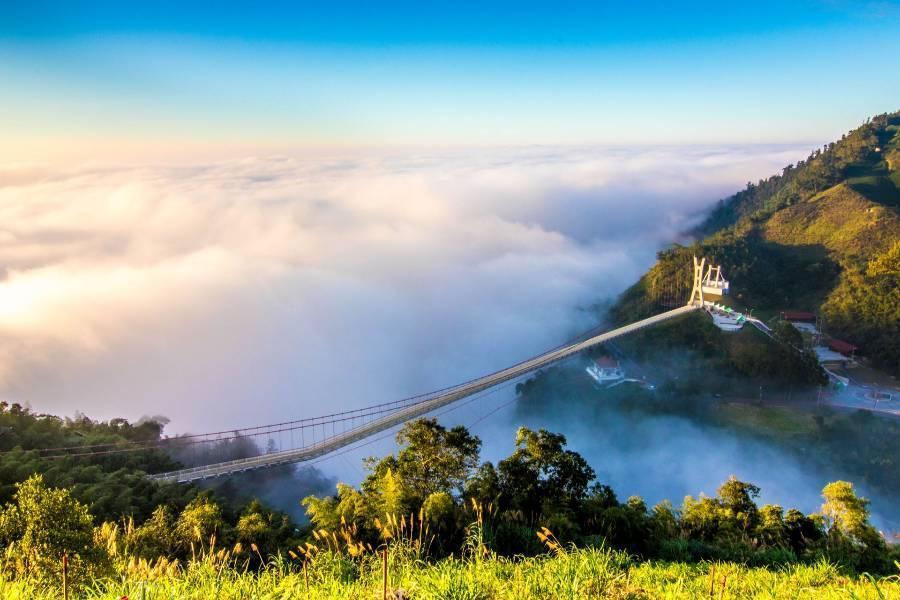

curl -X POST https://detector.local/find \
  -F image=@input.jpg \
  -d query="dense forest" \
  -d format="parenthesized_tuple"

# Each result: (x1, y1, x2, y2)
(0, 403, 302, 555)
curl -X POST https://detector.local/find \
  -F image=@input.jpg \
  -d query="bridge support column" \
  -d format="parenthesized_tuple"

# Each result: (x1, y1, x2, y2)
(688, 255, 706, 307)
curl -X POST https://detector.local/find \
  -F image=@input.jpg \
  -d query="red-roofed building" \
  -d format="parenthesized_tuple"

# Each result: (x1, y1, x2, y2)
(780, 310, 816, 322)
(587, 356, 625, 384)
(828, 339, 858, 357)
(593, 356, 619, 369)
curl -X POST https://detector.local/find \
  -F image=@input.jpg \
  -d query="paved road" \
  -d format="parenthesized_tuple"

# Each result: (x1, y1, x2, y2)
(152, 304, 700, 483)
(826, 385, 900, 418)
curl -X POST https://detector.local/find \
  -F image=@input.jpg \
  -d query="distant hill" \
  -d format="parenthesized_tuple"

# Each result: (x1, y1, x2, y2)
(613, 110, 900, 375)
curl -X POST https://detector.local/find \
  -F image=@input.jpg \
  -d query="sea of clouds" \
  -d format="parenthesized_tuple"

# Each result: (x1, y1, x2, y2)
(0, 145, 806, 427)
(5, 143, 858, 516)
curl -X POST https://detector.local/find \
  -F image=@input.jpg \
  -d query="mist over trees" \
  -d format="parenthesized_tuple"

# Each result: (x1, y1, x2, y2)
(1, 416, 893, 589)
(298, 418, 895, 573)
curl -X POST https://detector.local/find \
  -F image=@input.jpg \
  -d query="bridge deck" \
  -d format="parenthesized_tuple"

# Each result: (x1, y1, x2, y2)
(152, 304, 699, 483)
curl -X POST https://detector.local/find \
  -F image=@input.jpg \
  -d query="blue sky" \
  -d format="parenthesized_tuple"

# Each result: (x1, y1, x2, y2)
(1, 1, 899, 157)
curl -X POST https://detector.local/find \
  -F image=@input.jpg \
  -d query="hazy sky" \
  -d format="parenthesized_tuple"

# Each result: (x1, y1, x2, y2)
(2, 1, 899, 159)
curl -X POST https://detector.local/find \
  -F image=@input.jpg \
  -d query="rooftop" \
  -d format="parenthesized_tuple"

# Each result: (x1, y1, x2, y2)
(594, 356, 620, 368)
(780, 310, 816, 321)
(828, 339, 858, 355)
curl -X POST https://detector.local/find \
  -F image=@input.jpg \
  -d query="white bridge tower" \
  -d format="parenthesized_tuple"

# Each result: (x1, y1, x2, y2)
(689, 256, 730, 307)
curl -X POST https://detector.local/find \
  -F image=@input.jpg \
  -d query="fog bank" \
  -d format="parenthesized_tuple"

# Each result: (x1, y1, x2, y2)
(1, 144, 829, 510)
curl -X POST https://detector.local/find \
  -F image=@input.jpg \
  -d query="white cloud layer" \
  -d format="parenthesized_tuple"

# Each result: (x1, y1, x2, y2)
(0, 145, 806, 432)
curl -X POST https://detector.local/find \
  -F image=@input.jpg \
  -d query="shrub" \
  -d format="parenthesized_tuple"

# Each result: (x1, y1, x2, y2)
(0, 474, 108, 584)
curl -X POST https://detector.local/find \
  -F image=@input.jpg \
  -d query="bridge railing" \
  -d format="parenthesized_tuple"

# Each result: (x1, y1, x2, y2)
(151, 304, 700, 483)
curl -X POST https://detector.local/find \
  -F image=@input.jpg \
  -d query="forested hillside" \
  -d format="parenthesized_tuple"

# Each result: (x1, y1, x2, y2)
(0, 403, 301, 557)
(615, 110, 900, 374)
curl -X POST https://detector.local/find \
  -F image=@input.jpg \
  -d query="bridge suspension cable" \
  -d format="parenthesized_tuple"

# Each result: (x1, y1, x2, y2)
(12, 258, 717, 482)
(152, 303, 700, 483)
(18, 316, 619, 460)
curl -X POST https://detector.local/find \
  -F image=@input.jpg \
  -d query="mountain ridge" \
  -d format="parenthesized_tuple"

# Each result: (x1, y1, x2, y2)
(614, 110, 900, 374)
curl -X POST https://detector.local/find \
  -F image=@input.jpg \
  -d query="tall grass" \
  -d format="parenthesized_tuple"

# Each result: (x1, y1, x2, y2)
(2, 516, 898, 598)
(2, 548, 897, 599)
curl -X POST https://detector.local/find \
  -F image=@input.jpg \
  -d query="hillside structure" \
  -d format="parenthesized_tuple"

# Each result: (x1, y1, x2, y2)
(688, 256, 731, 307)
(586, 356, 625, 385)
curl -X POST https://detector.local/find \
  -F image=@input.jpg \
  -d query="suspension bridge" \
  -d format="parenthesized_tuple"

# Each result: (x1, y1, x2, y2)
(37, 257, 729, 483)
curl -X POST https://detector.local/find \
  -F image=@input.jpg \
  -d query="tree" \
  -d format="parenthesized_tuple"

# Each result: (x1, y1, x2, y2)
(755, 504, 787, 548)
(819, 481, 887, 571)
(498, 427, 595, 515)
(595, 496, 652, 555)
(129, 505, 176, 559)
(235, 499, 294, 558)
(236, 511, 269, 544)
(774, 321, 803, 348)
(175, 496, 223, 550)
(821, 481, 871, 538)
(783, 508, 823, 556)
(680, 494, 724, 542)
(717, 476, 761, 534)
(0, 475, 107, 583)
(650, 500, 679, 539)
(372, 468, 408, 519)
(303, 483, 370, 531)
(464, 462, 500, 505)
(359, 418, 481, 520)
(370, 419, 481, 503)
(422, 492, 456, 530)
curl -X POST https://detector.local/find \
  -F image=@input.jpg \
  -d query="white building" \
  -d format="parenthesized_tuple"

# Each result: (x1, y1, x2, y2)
(586, 357, 625, 385)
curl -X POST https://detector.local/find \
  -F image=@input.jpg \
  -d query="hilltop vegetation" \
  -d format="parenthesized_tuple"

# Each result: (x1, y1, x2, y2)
(700, 111, 900, 233)
(615, 110, 900, 374)
(0, 402, 191, 522)
(1, 416, 898, 598)
(0, 403, 301, 558)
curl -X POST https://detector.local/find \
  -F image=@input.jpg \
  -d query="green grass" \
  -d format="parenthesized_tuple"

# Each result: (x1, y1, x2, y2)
(715, 403, 818, 439)
(846, 175, 900, 207)
(763, 183, 899, 262)
(2, 546, 898, 599)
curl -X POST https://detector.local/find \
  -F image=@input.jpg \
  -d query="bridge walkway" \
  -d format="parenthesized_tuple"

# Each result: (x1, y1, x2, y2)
(152, 304, 699, 483)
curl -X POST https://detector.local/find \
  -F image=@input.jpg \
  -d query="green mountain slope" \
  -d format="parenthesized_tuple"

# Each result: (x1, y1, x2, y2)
(614, 110, 900, 375)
